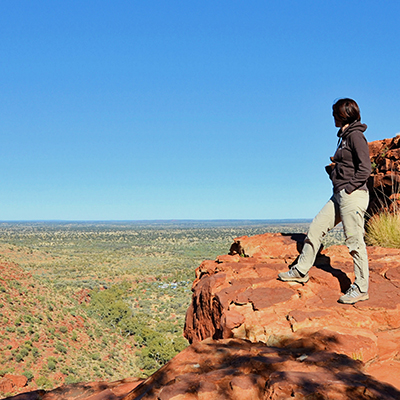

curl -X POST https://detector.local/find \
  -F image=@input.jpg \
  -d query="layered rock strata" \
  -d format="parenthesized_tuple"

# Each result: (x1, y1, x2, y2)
(368, 135, 400, 214)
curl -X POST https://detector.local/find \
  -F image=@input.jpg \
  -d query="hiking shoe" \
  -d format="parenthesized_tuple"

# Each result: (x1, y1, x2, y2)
(338, 284, 369, 304)
(278, 267, 309, 283)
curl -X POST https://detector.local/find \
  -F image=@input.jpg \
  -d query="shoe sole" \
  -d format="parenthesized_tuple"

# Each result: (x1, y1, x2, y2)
(278, 274, 309, 284)
(338, 293, 369, 304)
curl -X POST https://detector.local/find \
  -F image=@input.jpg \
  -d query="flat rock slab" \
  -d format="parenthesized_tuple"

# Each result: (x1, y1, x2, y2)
(184, 233, 400, 390)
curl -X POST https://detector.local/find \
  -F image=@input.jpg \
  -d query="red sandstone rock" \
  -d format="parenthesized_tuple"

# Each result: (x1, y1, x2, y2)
(0, 374, 28, 393)
(4, 375, 28, 388)
(229, 232, 304, 260)
(368, 134, 400, 215)
(0, 377, 14, 395)
(184, 233, 400, 394)
(121, 338, 399, 399)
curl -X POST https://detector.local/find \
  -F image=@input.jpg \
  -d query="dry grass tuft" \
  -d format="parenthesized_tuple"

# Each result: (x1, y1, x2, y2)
(366, 169, 400, 248)
(366, 210, 400, 248)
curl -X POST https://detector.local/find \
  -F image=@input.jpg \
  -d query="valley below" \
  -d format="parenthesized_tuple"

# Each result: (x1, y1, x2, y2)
(0, 220, 346, 398)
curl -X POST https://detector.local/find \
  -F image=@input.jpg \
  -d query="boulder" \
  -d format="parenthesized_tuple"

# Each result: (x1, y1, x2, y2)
(0, 374, 27, 394)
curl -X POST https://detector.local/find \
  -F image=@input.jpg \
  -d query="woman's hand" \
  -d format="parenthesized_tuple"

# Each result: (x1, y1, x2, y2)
(325, 162, 336, 175)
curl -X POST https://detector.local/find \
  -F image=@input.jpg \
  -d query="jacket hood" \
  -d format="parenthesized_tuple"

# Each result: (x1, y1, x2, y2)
(337, 120, 367, 139)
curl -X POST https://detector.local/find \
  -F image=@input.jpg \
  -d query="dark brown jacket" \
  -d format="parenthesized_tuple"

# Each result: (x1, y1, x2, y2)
(330, 121, 371, 194)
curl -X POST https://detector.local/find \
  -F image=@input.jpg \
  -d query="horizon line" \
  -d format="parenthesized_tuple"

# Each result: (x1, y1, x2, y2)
(0, 218, 312, 224)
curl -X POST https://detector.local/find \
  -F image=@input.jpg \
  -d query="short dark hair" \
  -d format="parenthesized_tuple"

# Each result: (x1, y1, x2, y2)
(332, 98, 361, 125)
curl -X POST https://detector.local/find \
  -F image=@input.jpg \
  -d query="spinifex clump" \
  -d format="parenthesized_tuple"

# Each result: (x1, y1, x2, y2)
(366, 171, 400, 248)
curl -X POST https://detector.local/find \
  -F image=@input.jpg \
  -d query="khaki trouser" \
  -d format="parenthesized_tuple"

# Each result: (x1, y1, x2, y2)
(296, 189, 370, 292)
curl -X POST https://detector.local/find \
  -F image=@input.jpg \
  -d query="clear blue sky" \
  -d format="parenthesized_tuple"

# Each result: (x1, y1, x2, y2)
(1, 1, 399, 220)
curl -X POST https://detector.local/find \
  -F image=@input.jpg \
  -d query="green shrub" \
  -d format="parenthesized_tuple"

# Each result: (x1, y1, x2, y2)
(47, 360, 57, 371)
(0, 368, 14, 377)
(36, 376, 53, 390)
(22, 370, 34, 381)
(15, 347, 29, 362)
(60, 366, 69, 374)
(64, 376, 80, 385)
(31, 332, 39, 342)
(55, 342, 67, 354)
(19, 348, 29, 358)
(16, 327, 25, 335)
(173, 336, 188, 353)
(32, 347, 40, 358)
(366, 211, 400, 248)
(90, 353, 101, 361)
(23, 314, 32, 323)
(88, 281, 132, 328)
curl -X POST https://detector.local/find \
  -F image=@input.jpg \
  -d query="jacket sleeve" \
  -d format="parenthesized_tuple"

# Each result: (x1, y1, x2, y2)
(344, 131, 371, 194)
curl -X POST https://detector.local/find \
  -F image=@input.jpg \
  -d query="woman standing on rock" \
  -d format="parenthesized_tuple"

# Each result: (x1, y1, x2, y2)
(278, 98, 371, 304)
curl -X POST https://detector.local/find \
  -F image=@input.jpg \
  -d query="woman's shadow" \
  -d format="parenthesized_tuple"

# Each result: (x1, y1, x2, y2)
(283, 233, 352, 293)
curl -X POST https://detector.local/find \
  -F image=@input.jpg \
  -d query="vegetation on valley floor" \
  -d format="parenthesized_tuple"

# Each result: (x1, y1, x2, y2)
(0, 220, 345, 396)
